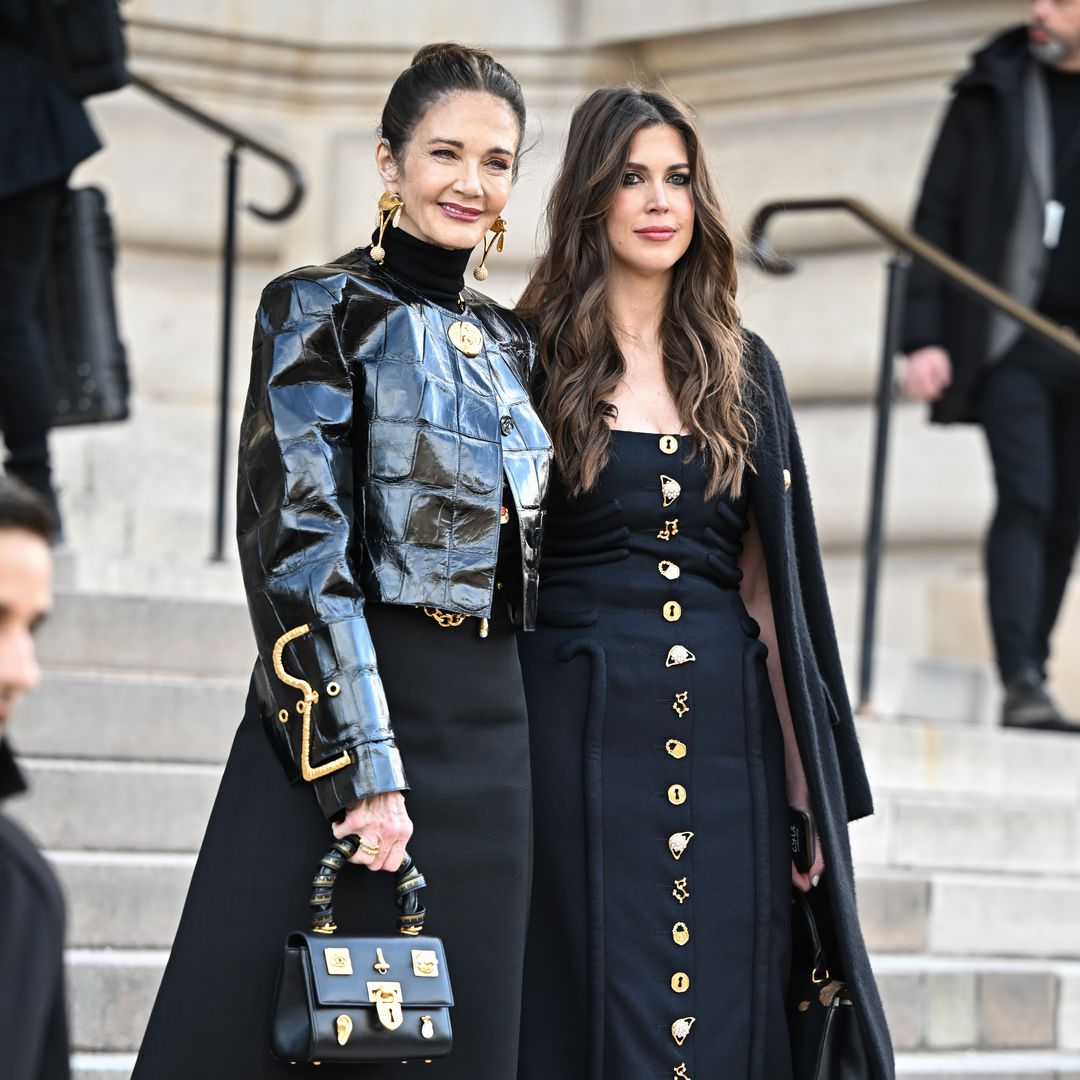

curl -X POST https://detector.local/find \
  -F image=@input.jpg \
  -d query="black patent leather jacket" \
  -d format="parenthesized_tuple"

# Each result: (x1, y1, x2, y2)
(236, 249, 552, 818)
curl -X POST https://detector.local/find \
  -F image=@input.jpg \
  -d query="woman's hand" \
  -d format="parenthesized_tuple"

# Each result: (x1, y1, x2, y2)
(788, 796, 825, 894)
(332, 791, 413, 872)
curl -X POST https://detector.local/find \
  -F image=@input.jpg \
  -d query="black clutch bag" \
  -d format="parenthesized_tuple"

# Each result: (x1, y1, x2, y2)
(788, 890, 871, 1080)
(270, 836, 453, 1064)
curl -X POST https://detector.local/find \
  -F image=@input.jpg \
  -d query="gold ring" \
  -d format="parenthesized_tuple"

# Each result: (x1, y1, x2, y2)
(357, 836, 381, 857)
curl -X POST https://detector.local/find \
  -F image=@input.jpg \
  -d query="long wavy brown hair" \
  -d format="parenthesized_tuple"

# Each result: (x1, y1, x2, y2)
(517, 85, 754, 498)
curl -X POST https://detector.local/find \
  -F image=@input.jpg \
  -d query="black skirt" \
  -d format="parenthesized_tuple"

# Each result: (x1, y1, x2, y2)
(133, 598, 530, 1080)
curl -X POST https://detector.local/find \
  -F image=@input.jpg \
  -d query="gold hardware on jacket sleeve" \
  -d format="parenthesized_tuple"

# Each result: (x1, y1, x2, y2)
(367, 982, 404, 1031)
(335, 1014, 353, 1046)
(272, 625, 353, 783)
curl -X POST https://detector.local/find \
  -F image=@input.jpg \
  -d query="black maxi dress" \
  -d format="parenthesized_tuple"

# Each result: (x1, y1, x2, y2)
(133, 232, 538, 1080)
(517, 431, 793, 1080)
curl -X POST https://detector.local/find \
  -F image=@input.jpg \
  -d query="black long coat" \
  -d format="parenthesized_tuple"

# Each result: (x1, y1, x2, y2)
(0, 0, 100, 199)
(744, 333, 893, 1078)
(900, 26, 1030, 423)
(0, 741, 71, 1080)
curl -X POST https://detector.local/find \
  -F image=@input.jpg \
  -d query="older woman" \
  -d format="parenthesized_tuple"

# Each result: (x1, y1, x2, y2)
(133, 43, 551, 1080)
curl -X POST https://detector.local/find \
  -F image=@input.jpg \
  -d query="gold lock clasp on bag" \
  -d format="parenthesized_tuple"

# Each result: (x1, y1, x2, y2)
(367, 982, 404, 1031)
(272, 625, 352, 783)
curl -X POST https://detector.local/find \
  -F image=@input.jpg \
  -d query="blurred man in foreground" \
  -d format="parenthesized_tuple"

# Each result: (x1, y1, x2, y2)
(0, 476, 69, 1079)
(902, 0, 1080, 731)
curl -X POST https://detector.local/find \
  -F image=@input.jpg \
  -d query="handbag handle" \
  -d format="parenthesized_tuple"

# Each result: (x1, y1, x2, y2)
(310, 835, 428, 936)
(792, 891, 831, 983)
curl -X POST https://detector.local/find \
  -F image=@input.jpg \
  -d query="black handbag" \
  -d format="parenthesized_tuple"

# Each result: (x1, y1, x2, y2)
(788, 891, 872, 1080)
(39, 186, 130, 426)
(270, 836, 453, 1065)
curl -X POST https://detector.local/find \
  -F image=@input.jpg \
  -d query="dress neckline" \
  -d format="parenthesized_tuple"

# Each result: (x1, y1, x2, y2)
(609, 429, 691, 438)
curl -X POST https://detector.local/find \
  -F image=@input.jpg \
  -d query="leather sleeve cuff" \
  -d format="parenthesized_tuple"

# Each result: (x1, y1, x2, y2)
(312, 737, 409, 821)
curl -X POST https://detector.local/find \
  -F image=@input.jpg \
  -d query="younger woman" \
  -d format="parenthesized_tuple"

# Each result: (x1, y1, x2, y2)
(516, 86, 892, 1080)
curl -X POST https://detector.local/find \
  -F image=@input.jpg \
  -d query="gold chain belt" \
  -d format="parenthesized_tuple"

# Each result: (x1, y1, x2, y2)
(420, 607, 489, 639)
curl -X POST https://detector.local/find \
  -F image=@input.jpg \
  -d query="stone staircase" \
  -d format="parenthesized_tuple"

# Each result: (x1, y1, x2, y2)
(6, 581, 1080, 1078)
(7, 588, 250, 1080)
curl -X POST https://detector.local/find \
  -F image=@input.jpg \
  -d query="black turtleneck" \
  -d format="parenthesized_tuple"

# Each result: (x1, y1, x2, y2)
(373, 224, 472, 310)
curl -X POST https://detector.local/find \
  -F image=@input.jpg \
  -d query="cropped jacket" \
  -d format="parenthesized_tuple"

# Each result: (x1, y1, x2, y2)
(236, 250, 552, 818)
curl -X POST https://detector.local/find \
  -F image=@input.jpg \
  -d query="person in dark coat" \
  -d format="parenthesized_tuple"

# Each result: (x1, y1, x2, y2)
(901, 1, 1080, 730)
(0, 0, 102, 534)
(515, 86, 892, 1080)
(0, 476, 69, 1080)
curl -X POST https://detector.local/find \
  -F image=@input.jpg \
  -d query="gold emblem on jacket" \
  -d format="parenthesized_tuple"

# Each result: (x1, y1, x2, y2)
(447, 320, 484, 357)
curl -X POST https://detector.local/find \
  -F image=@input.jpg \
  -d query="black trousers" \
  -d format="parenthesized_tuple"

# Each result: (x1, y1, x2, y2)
(976, 335, 1080, 682)
(0, 179, 65, 517)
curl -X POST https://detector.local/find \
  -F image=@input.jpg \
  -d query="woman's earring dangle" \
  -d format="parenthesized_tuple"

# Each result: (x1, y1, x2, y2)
(370, 191, 404, 264)
(473, 217, 507, 282)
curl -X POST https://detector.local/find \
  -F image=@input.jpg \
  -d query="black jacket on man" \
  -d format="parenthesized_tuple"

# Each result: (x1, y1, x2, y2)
(0, 0, 100, 199)
(0, 740, 70, 1080)
(902, 26, 1036, 423)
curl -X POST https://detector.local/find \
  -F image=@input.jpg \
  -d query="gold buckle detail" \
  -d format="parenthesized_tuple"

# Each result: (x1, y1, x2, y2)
(271, 625, 352, 783)
(367, 982, 404, 1031)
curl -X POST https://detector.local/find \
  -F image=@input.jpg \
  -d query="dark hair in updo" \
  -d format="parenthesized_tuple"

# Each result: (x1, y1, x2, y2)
(380, 43, 527, 177)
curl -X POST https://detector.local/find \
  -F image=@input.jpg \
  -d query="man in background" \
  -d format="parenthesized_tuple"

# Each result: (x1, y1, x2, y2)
(0, 477, 69, 1080)
(902, 0, 1080, 730)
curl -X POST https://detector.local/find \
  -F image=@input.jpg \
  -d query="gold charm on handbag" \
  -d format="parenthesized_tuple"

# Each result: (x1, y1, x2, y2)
(472, 216, 506, 281)
(371, 191, 404, 264)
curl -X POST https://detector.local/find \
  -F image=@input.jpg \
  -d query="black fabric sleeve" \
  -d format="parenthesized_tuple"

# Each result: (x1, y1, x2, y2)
(0, 820, 70, 1080)
(236, 273, 407, 820)
(901, 95, 973, 356)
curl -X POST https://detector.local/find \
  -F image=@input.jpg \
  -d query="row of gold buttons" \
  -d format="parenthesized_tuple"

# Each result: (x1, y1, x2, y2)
(657, 442, 695, 1077)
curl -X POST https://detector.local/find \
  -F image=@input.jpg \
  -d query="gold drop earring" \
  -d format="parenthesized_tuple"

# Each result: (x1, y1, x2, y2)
(370, 191, 404, 264)
(473, 216, 507, 281)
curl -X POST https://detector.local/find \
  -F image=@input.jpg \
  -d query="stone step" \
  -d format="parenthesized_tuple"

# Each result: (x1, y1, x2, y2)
(895, 1050, 1080, 1078)
(16, 670, 243, 764)
(856, 719, 1080, 805)
(37, 591, 254, 678)
(851, 791, 1080, 877)
(67, 949, 165, 1053)
(52, 550, 246, 603)
(855, 868, 1080, 963)
(50, 850, 196, 948)
(7, 758, 223, 852)
(857, 869, 1080, 961)
(871, 955, 1080, 1054)
(72, 1055, 135, 1080)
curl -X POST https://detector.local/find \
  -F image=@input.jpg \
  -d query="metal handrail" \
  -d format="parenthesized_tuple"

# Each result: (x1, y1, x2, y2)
(747, 196, 1080, 714)
(130, 73, 306, 560)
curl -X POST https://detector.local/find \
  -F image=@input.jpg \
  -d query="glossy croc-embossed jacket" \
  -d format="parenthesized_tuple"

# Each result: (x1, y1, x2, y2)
(236, 249, 552, 818)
